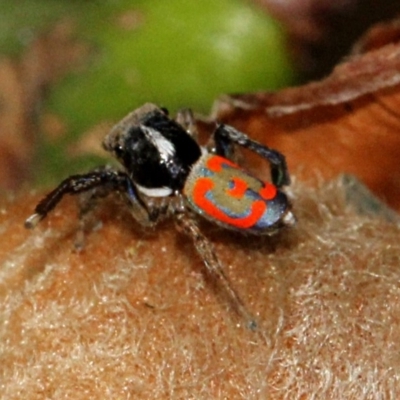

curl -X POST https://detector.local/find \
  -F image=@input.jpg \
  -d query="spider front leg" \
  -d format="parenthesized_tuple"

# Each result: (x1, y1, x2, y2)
(25, 168, 151, 229)
(175, 108, 198, 139)
(175, 212, 257, 330)
(212, 124, 290, 187)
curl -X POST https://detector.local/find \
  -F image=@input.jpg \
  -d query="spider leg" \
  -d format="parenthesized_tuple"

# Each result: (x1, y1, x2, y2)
(74, 185, 109, 250)
(212, 124, 290, 187)
(25, 167, 150, 229)
(175, 108, 198, 139)
(209, 124, 236, 161)
(175, 212, 257, 330)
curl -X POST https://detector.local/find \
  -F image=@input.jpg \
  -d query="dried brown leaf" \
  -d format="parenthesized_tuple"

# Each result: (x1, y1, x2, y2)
(214, 20, 400, 211)
(254, 0, 400, 77)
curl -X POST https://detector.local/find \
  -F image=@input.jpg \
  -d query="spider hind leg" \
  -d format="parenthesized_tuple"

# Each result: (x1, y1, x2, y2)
(175, 212, 257, 330)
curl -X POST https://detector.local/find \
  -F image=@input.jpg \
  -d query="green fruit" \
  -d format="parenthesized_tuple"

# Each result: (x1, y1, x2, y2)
(0, 0, 294, 183)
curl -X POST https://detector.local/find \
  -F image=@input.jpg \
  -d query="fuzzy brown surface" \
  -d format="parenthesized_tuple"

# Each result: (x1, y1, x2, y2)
(1, 178, 400, 399)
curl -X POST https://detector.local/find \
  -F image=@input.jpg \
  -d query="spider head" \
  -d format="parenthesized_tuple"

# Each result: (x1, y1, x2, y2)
(102, 103, 201, 196)
(102, 103, 163, 160)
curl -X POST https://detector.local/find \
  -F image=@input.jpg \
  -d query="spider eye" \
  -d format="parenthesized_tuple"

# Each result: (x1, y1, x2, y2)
(114, 145, 124, 158)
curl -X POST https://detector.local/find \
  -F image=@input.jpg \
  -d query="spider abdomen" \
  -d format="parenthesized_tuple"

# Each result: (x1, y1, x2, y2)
(184, 154, 293, 234)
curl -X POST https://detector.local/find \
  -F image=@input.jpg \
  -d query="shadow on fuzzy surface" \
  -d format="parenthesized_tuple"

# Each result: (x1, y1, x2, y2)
(1, 176, 400, 399)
